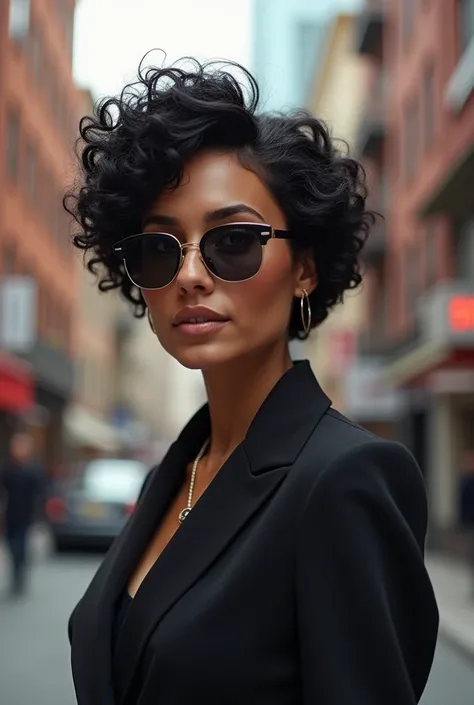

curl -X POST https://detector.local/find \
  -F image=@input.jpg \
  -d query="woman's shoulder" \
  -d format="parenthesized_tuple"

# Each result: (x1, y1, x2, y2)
(293, 406, 423, 500)
(302, 405, 400, 463)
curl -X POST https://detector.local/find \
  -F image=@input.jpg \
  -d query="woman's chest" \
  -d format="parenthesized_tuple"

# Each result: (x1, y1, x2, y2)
(128, 463, 218, 598)
(127, 489, 185, 598)
(124, 514, 299, 703)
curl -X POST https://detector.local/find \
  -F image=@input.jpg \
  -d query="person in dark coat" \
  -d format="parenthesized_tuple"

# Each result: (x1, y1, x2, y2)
(0, 432, 44, 597)
(459, 449, 474, 597)
(65, 55, 439, 705)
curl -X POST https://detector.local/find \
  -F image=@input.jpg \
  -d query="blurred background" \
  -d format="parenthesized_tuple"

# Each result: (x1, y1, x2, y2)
(0, 0, 474, 703)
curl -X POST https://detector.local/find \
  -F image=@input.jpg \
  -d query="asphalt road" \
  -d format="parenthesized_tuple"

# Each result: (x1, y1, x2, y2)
(0, 550, 98, 705)
(0, 548, 473, 705)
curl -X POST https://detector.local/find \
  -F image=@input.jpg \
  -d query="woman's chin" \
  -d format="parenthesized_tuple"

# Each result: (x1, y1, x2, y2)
(171, 343, 240, 371)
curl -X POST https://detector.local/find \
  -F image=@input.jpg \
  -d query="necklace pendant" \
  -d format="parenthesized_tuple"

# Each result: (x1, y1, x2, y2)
(178, 507, 192, 523)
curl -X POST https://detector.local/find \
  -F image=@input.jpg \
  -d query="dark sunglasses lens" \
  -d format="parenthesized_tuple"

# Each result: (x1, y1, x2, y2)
(123, 234, 181, 289)
(202, 225, 263, 282)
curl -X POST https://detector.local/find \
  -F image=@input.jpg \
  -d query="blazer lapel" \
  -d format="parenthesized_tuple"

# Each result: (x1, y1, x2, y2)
(244, 360, 332, 472)
(70, 437, 190, 705)
(113, 360, 331, 705)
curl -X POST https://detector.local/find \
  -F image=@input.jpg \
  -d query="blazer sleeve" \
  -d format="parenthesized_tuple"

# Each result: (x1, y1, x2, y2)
(296, 439, 439, 705)
(137, 467, 155, 503)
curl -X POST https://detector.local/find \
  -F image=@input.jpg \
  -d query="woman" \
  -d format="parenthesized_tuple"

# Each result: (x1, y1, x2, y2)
(66, 57, 438, 705)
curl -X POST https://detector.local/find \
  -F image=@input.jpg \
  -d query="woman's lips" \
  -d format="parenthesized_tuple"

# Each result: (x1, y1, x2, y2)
(172, 307, 230, 335)
(175, 319, 229, 336)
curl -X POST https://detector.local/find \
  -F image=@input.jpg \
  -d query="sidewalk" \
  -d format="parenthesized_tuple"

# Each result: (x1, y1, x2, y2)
(0, 525, 50, 591)
(426, 553, 474, 660)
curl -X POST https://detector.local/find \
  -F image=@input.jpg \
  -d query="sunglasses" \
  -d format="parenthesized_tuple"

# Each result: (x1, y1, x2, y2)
(113, 222, 293, 290)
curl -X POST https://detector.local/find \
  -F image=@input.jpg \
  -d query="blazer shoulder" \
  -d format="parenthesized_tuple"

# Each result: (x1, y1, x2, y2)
(299, 406, 380, 469)
(293, 407, 421, 494)
(324, 407, 379, 440)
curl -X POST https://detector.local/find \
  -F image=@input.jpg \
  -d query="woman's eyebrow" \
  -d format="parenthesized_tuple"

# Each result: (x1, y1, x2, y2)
(203, 204, 265, 222)
(142, 204, 265, 229)
(142, 213, 180, 228)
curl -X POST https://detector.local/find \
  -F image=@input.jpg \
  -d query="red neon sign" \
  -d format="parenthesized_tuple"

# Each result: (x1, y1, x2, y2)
(448, 296, 474, 333)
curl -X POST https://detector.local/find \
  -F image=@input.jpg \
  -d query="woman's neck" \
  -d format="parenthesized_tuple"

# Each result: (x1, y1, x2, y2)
(200, 343, 294, 473)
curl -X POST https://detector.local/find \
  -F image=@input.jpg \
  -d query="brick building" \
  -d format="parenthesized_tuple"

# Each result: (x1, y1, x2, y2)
(303, 14, 368, 410)
(60, 89, 124, 458)
(353, 0, 474, 552)
(0, 0, 82, 471)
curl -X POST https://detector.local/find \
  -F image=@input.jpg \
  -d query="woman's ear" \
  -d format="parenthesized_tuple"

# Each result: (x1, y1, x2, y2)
(295, 251, 317, 297)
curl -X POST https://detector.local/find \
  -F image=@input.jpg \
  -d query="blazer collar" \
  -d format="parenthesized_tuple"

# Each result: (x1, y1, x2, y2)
(173, 359, 332, 474)
(71, 360, 331, 705)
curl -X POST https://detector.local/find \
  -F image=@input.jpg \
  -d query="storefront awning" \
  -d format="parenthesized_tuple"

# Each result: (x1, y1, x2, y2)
(0, 350, 34, 413)
(64, 405, 120, 453)
(382, 282, 474, 386)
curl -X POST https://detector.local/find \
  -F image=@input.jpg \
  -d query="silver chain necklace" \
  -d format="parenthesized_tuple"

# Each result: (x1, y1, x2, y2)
(178, 439, 210, 523)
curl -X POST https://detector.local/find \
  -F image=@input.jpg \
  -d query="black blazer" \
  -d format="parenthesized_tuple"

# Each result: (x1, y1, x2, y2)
(69, 361, 439, 705)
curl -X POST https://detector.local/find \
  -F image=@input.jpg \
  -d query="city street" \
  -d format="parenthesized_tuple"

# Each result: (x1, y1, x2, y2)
(421, 639, 474, 705)
(0, 546, 473, 705)
(0, 550, 99, 705)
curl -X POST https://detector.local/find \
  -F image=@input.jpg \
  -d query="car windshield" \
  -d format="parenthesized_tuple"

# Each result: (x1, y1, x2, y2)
(82, 459, 148, 503)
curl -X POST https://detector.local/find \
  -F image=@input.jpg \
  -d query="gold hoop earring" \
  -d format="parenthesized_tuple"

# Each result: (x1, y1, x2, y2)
(300, 289, 312, 338)
(147, 309, 156, 335)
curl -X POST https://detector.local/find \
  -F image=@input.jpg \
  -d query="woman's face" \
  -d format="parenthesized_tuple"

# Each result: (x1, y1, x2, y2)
(142, 150, 314, 370)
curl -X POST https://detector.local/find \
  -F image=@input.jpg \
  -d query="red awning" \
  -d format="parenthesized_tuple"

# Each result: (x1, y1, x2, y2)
(0, 350, 34, 413)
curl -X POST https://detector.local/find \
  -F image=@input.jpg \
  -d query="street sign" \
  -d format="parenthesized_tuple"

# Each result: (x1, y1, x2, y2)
(448, 296, 474, 333)
(0, 276, 37, 352)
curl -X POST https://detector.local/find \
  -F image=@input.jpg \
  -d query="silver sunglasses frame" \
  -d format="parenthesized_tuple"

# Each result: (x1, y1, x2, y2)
(113, 222, 291, 290)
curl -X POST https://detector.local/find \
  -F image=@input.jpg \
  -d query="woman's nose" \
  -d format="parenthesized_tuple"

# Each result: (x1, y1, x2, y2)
(176, 244, 214, 293)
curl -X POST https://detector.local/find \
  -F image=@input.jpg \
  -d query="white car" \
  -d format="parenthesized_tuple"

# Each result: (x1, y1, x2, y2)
(46, 458, 148, 551)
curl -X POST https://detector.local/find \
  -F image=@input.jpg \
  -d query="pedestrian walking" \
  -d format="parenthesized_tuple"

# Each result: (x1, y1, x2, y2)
(66, 54, 439, 705)
(459, 448, 474, 598)
(0, 433, 44, 598)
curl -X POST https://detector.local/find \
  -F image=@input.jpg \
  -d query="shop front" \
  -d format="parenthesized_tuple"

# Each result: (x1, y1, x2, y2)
(21, 341, 75, 476)
(64, 404, 121, 459)
(0, 349, 34, 455)
(341, 355, 406, 440)
(384, 282, 474, 555)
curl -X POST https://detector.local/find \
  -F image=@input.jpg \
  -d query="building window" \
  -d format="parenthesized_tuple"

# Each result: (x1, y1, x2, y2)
(405, 244, 419, 319)
(40, 166, 53, 227)
(43, 290, 51, 332)
(373, 275, 387, 341)
(2, 245, 16, 274)
(425, 224, 438, 288)
(454, 218, 474, 279)
(56, 305, 65, 348)
(379, 168, 389, 213)
(402, 0, 415, 45)
(42, 54, 51, 103)
(457, 0, 474, 56)
(25, 140, 37, 203)
(9, 0, 31, 40)
(55, 0, 74, 58)
(404, 99, 418, 180)
(28, 20, 43, 89)
(6, 108, 20, 182)
(422, 63, 435, 149)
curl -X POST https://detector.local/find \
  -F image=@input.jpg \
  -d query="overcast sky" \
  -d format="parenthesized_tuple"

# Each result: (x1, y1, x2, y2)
(73, 0, 254, 99)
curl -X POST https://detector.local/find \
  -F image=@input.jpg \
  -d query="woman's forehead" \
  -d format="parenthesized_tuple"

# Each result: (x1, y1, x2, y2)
(148, 150, 285, 227)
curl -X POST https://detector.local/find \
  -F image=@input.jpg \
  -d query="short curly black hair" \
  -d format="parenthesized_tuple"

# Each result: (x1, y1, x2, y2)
(65, 55, 374, 340)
